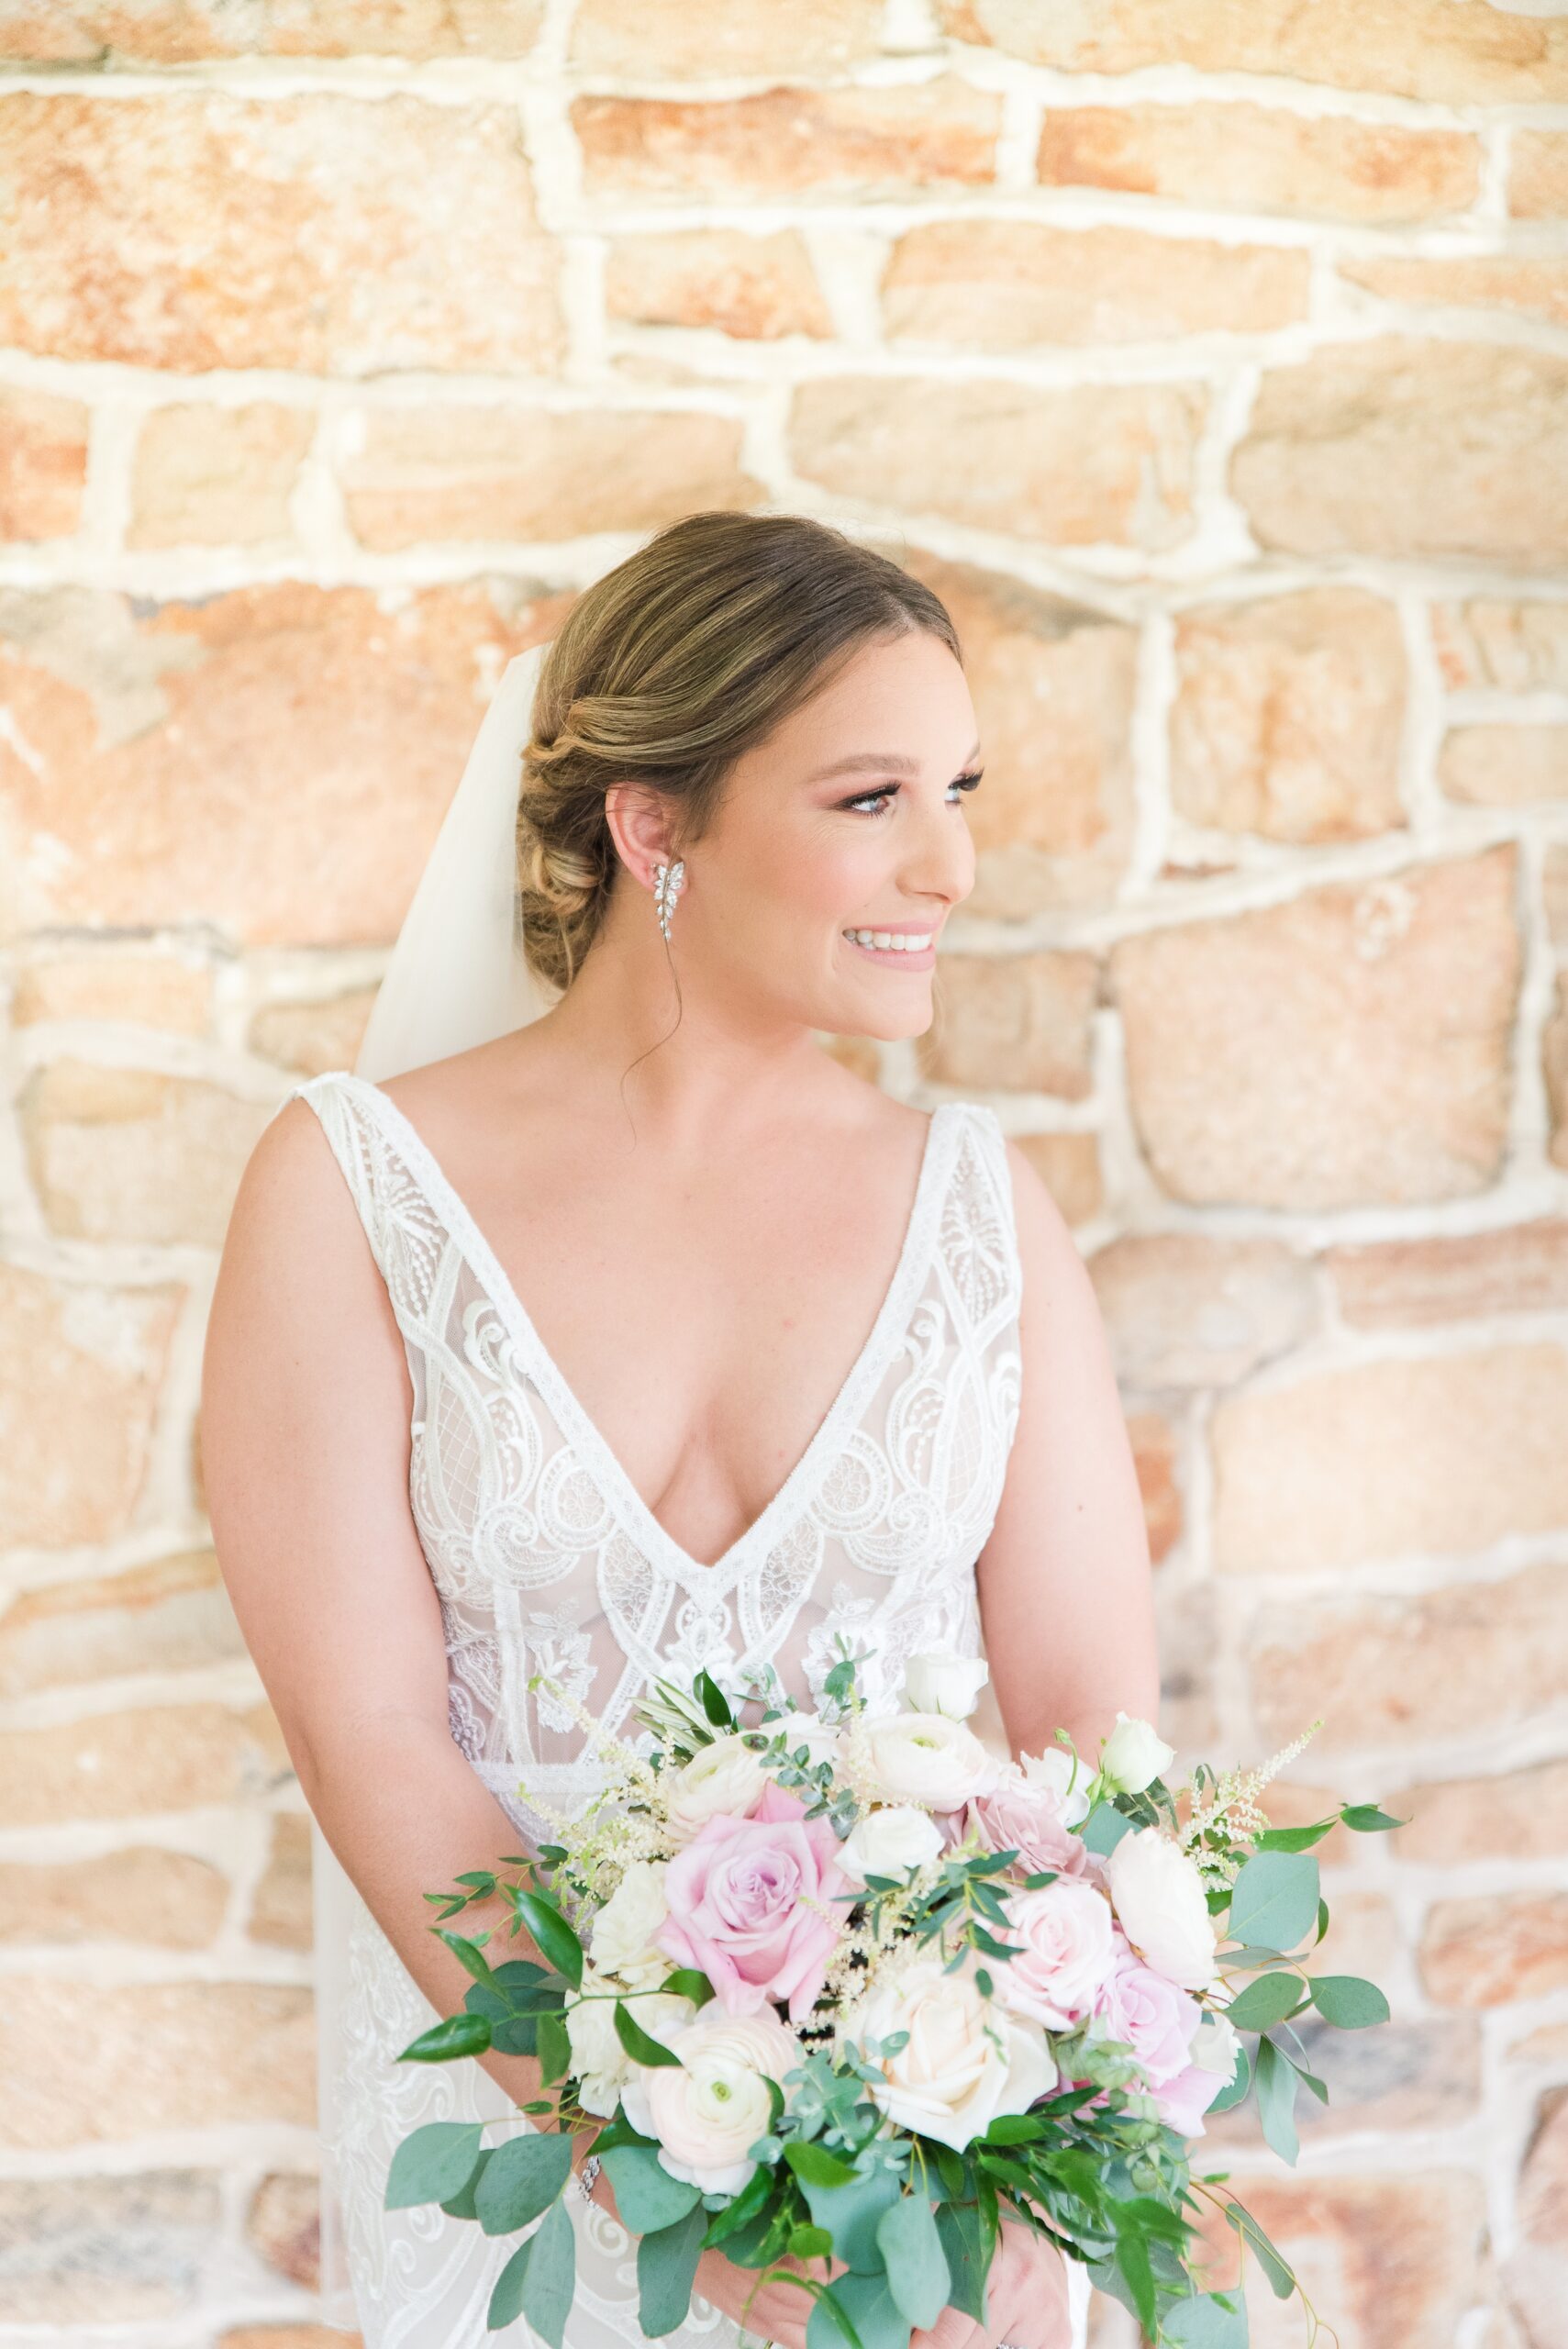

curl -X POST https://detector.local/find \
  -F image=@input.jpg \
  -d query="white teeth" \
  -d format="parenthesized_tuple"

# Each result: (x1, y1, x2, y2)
(844, 930, 931, 952)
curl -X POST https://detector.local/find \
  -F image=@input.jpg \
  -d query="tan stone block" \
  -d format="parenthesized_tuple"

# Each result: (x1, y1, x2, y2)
(1507, 2088, 1568, 2343)
(0, 94, 562, 373)
(1388, 1757, 1568, 1864)
(339, 407, 764, 551)
(0, 1266, 181, 1547)
(1153, 1584, 1215, 1750)
(1131, 1410, 1182, 1570)
(1110, 848, 1520, 1209)
(0, 384, 87, 541)
(0, 1845, 228, 1947)
(0, 580, 570, 949)
(916, 951, 1098, 1096)
(0, 2170, 219, 2320)
(221, 2332, 360, 2349)
(1035, 102, 1481, 224)
(574, 78, 1000, 200)
(1509, 2019, 1568, 2068)
(605, 230, 832, 340)
(1420, 1891, 1568, 2008)
(0, 1550, 242, 1696)
(1511, 130, 1568, 220)
(0, 1977, 314, 2148)
(1232, 337, 1568, 569)
(249, 988, 376, 1075)
(792, 375, 1204, 551)
(1012, 1131, 1102, 1226)
(1549, 847, 1568, 954)
(128, 402, 313, 550)
(0, 1701, 291, 1826)
(1340, 251, 1568, 332)
(1329, 1219, 1568, 1329)
(250, 1813, 312, 1951)
(1086, 1232, 1318, 1392)
(573, 0, 881, 74)
(1249, 1558, 1568, 1754)
(1440, 723, 1568, 807)
(1549, 974, 1568, 1175)
(895, 551, 1139, 914)
(941, 0, 1568, 103)
(11, 950, 212, 1031)
(1169, 588, 1407, 843)
(1207, 2013, 1480, 2150)
(247, 2170, 320, 2289)
(20, 1062, 276, 1246)
(883, 220, 1307, 347)
(0, 2, 543, 60)
(1432, 597, 1568, 694)
(1215, 1343, 1568, 1573)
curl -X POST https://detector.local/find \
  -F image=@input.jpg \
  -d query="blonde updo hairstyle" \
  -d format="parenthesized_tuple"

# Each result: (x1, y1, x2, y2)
(516, 511, 962, 998)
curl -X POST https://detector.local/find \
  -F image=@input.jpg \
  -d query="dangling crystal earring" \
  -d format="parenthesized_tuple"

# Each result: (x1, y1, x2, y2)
(653, 858, 685, 943)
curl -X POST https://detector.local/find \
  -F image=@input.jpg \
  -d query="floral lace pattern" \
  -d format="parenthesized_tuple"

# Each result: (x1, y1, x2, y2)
(282, 1069, 1082, 2349)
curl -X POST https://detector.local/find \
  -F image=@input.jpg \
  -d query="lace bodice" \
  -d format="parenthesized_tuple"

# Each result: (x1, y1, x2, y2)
(278, 1071, 1090, 2349)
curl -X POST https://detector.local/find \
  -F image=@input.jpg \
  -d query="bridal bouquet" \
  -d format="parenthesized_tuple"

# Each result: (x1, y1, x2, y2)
(386, 1652, 1399, 2349)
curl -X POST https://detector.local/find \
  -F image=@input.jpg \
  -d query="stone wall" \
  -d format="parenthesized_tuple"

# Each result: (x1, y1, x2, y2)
(1, 2, 1566, 2343)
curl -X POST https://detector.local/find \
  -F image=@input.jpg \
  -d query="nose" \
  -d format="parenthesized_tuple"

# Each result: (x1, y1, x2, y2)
(899, 785, 974, 913)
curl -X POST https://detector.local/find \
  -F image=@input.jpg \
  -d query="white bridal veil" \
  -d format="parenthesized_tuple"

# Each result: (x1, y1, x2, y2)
(314, 640, 556, 2318)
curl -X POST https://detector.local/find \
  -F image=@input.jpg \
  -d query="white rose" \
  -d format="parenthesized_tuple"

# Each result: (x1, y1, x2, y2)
(1099, 1712, 1176, 1798)
(1018, 1744, 1092, 1831)
(766, 1709, 843, 1773)
(839, 1804, 945, 1888)
(1106, 1826, 1218, 1993)
(620, 2007, 800, 2195)
(1189, 2005, 1241, 2079)
(664, 1733, 769, 1846)
(591, 1860, 670, 1981)
(564, 1965, 692, 2119)
(863, 1713, 995, 1814)
(903, 1653, 990, 1720)
(851, 1954, 1058, 2153)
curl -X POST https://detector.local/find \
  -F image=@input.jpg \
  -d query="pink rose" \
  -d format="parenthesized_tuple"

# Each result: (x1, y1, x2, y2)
(967, 1767, 1095, 1884)
(994, 1880, 1118, 2032)
(1147, 2058, 1226, 2139)
(1092, 1945, 1203, 2094)
(656, 1781, 848, 2023)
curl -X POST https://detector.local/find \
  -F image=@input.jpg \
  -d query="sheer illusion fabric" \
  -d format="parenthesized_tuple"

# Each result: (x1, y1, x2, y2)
(276, 644, 1093, 2349)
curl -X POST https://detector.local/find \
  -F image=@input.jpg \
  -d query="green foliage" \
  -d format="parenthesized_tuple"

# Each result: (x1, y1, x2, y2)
(473, 2132, 573, 2237)
(599, 2144, 703, 2234)
(1225, 1851, 1320, 1954)
(397, 2012, 492, 2063)
(1307, 1974, 1390, 2029)
(613, 1999, 683, 2067)
(638, 2205, 710, 2335)
(385, 2121, 485, 2210)
(876, 2193, 951, 2330)
(512, 1890, 584, 1990)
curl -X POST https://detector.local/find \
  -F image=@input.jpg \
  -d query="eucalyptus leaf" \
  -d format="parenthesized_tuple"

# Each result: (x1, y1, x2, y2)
(600, 2143, 703, 2234)
(522, 2198, 575, 2349)
(1160, 2287, 1250, 2348)
(638, 2204, 709, 2336)
(1252, 2037, 1300, 2166)
(488, 2237, 532, 2331)
(806, 2271, 910, 2349)
(876, 2194, 951, 2331)
(386, 2120, 484, 2210)
(933, 2200, 986, 2324)
(1226, 1852, 1320, 1957)
(473, 2132, 573, 2237)
(1308, 1974, 1390, 2030)
(1077, 1800, 1134, 1855)
(1339, 1802, 1405, 1834)
(1223, 1973, 1306, 2033)
(800, 2165, 902, 2274)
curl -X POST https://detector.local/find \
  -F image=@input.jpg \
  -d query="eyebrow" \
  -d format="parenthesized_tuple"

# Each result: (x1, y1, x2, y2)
(808, 742, 983, 781)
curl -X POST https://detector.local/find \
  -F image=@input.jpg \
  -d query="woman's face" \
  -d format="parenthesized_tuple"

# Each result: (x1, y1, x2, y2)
(666, 629, 982, 1042)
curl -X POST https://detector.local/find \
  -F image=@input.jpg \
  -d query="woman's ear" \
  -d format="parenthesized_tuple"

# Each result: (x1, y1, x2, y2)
(604, 780, 678, 889)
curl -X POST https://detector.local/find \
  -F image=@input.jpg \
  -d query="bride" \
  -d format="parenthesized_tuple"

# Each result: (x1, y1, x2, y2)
(202, 511, 1159, 2349)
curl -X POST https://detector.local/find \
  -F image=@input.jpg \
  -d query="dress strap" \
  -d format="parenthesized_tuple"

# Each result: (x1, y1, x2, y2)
(275, 1068, 399, 1297)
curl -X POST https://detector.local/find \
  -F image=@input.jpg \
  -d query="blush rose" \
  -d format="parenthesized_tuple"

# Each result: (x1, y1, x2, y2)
(655, 1780, 848, 2023)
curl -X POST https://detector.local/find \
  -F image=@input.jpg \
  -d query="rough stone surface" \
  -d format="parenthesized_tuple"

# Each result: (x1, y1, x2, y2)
(11, 951, 212, 1032)
(0, 582, 571, 948)
(0, 1549, 241, 1695)
(1035, 102, 1481, 221)
(0, 1702, 291, 1827)
(605, 230, 832, 340)
(1327, 1219, 1568, 1327)
(0, 2171, 220, 2320)
(1086, 1232, 1318, 1391)
(0, 384, 88, 542)
(881, 220, 1308, 345)
(1440, 724, 1568, 807)
(791, 374, 1205, 550)
(1231, 338, 1568, 569)
(246, 2171, 320, 2290)
(572, 0, 884, 78)
(20, 1063, 276, 1246)
(0, 1845, 228, 1948)
(129, 403, 314, 549)
(1169, 588, 1407, 842)
(1248, 1559, 1568, 1753)
(1506, 2089, 1568, 2349)
(916, 952, 1099, 1096)
(338, 407, 765, 550)
(1420, 1892, 1568, 2009)
(1213, 1341, 1568, 1573)
(248, 989, 377, 1076)
(249, 1813, 313, 1951)
(0, 2, 544, 60)
(1389, 1758, 1568, 1864)
(0, 1267, 182, 1548)
(0, 95, 562, 374)
(1432, 597, 1568, 693)
(1339, 251, 1568, 332)
(1510, 130, 1568, 219)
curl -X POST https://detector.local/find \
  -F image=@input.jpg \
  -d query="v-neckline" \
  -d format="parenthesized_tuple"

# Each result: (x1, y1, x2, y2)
(341, 1073, 962, 1600)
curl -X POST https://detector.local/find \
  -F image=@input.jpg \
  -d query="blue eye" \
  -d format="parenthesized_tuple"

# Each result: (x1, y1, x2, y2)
(844, 770, 984, 818)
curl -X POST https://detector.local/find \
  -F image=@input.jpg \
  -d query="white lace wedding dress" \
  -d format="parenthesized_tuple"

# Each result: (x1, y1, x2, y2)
(283, 1069, 1093, 2349)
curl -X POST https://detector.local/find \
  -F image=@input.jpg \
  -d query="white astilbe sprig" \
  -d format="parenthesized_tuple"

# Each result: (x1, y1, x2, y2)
(1175, 1716, 1325, 1890)
(517, 1672, 673, 1912)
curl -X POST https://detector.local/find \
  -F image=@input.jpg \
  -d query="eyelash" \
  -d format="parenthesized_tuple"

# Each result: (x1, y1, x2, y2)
(842, 770, 984, 818)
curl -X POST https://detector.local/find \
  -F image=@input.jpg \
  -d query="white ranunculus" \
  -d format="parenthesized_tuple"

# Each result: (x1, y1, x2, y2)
(766, 1709, 843, 1773)
(620, 2007, 801, 2195)
(863, 1712, 995, 1814)
(663, 1733, 769, 1846)
(1018, 1743, 1093, 1830)
(1099, 1712, 1176, 1798)
(1189, 2005, 1241, 2078)
(839, 1803, 945, 1888)
(591, 1860, 670, 1981)
(1106, 1826, 1218, 1993)
(903, 1653, 990, 1720)
(851, 1954, 1058, 2152)
(564, 1965, 692, 2119)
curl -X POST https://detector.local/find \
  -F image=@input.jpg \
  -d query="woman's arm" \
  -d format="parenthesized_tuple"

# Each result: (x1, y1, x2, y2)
(977, 1141, 1161, 1768)
(201, 1100, 561, 2122)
